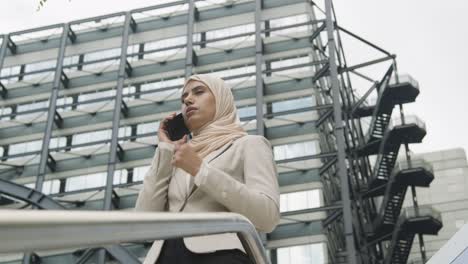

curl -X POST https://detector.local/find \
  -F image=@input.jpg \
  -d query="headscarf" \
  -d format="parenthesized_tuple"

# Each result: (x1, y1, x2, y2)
(183, 74, 248, 158)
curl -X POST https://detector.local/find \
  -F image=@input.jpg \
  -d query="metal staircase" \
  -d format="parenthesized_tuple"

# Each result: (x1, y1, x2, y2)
(387, 232, 416, 264)
(367, 156, 435, 241)
(351, 62, 440, 263)
(384, 206, 443, 264)
(363, 117, 428, 198)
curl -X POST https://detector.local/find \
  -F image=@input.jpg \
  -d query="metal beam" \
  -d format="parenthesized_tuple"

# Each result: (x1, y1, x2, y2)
(0, 35, 8, 98)
(0, 35, 8, 72)
(20, 25, 68, 263)
(98, 13, 132, 263)
(255, 0, 265, 137)
(0, 178, 65, 209)
(7, 35, 17, 54)
(103, 12, 132, 211)
(324, 1, 357, 263)
(35, 24, 69, 195)
(185, 0, 196, 78)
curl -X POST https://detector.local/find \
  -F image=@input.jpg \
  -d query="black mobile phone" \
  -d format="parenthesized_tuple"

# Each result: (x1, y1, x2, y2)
(166, 113, 190, 141)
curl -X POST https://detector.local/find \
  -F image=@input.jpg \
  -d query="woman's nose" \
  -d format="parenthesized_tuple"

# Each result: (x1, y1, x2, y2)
(183, 95, 194, 105)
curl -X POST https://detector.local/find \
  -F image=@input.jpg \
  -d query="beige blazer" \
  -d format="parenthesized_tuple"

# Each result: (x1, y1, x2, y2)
(134, 135, 280, 264)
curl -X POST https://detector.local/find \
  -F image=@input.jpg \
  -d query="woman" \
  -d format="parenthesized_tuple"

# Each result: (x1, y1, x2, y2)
(135, 74, 280, 264)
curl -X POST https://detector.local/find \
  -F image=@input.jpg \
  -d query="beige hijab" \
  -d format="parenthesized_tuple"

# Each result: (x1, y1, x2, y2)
(184, 74, 248, 159)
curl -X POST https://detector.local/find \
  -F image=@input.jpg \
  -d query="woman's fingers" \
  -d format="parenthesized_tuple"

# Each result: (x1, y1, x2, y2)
(174, 135, 188, 152)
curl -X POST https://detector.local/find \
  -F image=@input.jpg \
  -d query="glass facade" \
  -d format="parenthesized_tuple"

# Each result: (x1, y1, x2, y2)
(0, 0, 330, 262)
(277, 243, 326, 264)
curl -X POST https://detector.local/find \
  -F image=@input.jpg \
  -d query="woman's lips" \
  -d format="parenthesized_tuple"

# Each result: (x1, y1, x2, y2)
(186, 109, 197, 117)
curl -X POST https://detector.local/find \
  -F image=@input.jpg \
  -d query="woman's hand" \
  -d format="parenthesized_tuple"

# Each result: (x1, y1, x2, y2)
(171, 135, 202, 176)
(158, 112, 177, 144)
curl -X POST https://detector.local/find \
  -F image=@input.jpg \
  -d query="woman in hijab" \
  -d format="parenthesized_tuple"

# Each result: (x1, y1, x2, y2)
(135, 74, 280, 264)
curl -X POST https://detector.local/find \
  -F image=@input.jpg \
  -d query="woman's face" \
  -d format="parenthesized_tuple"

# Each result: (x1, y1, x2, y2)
(181, 80, 216, 132)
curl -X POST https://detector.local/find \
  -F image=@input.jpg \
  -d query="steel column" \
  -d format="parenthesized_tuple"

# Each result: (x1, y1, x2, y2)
(185, 0, 196, 78)
(103, 12, 132, 211)
(324, 1, 357, 263)
(98, 12, 133, 264)
(35, 24, 69, 193)
(21, 24, 68, 264)
(0, 35, 8, 72)
(0, 35, 9, 99)
(254, 0, 265, 137)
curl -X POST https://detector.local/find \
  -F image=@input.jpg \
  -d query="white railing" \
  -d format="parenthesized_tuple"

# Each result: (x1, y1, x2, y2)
(389, 115, 426, 130)
(390, 74, 420, 89)
(0, 210, 270, 264)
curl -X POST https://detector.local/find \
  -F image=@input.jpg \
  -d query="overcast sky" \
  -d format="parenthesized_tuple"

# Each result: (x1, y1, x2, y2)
(0, 0, 467, 155)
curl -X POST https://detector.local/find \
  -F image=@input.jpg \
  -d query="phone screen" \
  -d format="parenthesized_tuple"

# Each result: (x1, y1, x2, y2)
(166, 113, 190, 141)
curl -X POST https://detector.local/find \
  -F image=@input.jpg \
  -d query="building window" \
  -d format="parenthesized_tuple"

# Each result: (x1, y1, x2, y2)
(273, 141, 319, 161)
(0, 106, 12, 121)
(270, 56, 312, 76)
(82, 48, 121, 72)
(0, 65, 21, 84)
(49, 137, 67, 150)
(137, 121, 160, 135)
(237, 105, 256, 119)
(42, 179, 60, 195)
(56, 96, 74, 112)
(132, 3, 188, 22)
(24, 180, 60, 195)
(77, 89, 116, 110)
(127, 44, 140, 62)
(63, 54, 80, 74)
(204, 24, 255, 49)
(118, 126, 132, 143)
(72, 129, 112, 150)
(113, 169, 128, 185)
(140, 78, 184, 101)
(16, 100, 49, 121)
(277, 243, 325, 264)
(9, 140, 43, 156)
(22, 59, 57, 82)
(269, 14, 310, 36)
(272, 96, 315, 113)
(123, 85, 136, 101)
(208, 65, 256, 82)
(144, 36, 187, 61)
(65, 172, 107, 192)
(280, 189, 321, 212)
(133, 165, 150, 182)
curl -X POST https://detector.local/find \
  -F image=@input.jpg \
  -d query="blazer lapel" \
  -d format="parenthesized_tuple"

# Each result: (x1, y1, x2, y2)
(178, 140, 235, 212)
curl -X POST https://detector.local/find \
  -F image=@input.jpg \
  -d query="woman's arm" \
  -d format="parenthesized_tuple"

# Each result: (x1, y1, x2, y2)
(135, 141, 175, 212)
(193, 136, 280, 233)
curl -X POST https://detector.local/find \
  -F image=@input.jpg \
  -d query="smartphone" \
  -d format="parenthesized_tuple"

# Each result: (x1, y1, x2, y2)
(166, 113, 190, 141)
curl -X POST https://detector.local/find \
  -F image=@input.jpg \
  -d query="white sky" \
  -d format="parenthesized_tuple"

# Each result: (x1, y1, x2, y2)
(0, 0, 467, 155)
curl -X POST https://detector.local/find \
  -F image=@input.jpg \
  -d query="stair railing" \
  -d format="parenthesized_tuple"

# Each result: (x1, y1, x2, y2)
(0, 210, 270, 264)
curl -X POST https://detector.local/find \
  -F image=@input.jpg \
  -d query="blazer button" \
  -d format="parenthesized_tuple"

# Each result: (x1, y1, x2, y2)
(221, 191, 227, 199)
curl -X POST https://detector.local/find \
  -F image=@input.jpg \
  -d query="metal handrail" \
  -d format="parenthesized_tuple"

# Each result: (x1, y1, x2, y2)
(395, 158, 434, 173)
(402, 205, 442, 222)
(389, 115, 426, 130)
(0, 210, 270, 264)
(389, 74, 420, 89)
